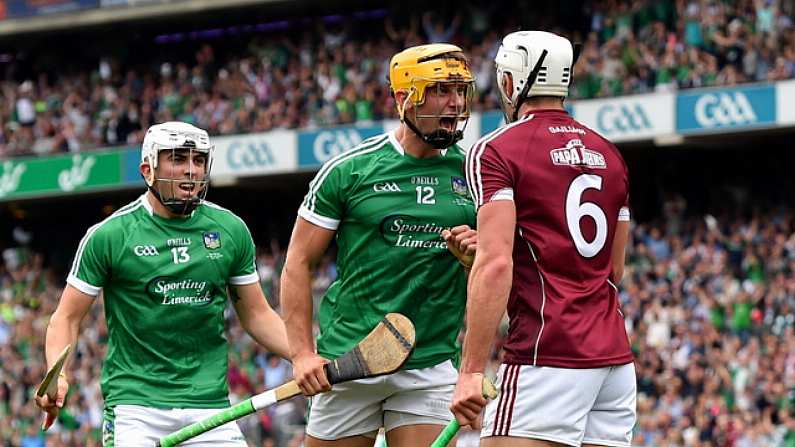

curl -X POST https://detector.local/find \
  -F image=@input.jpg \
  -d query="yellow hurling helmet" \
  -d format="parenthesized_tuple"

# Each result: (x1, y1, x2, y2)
(389, 43, 474, 107)
(389, 44, 475, 148)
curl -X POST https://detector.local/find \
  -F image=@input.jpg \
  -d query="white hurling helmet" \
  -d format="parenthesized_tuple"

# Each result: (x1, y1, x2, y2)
(494, 31, 580, 122)
(141, 121, 213, 215)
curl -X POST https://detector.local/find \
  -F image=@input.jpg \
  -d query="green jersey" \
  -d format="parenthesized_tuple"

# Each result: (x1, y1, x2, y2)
(299, 131, 476, 370)
(67, 194, 258, 408)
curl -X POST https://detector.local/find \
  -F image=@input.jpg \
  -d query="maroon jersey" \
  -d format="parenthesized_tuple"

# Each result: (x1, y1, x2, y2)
(466, 109, 633, 368)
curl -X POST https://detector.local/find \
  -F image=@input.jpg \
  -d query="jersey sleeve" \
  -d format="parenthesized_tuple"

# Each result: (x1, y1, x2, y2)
(618, 158, 631, 222)
(229, 219, 259, 286)
(297, 160, 346, 230)
(66, 224, 112, 296)
(466, 141, 514, 210)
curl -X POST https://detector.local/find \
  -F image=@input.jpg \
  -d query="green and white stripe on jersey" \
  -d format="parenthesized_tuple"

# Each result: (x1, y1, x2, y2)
(299, 134, 390, 230)
(67, 197, 144, 296)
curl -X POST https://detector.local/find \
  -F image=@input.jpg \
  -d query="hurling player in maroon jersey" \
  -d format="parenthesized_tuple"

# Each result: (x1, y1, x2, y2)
(451, 31, 636, 447)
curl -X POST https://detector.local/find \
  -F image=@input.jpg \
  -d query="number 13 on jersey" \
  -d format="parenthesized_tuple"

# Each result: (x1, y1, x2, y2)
(171, 247, 190, 264)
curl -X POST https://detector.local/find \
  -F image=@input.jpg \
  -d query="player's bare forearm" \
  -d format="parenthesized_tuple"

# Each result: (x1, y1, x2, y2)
(242, 308, 291, 359)
(280, 218, 335, 359)
(460, 201, 516, 374)
(232, 283, 291, 359)
(280, 258, 317, 358)
(610, 220, 630, 284)
(461, 255, 512, 373)
(46, 285, 93, 369)
(45, 314, 77, 370)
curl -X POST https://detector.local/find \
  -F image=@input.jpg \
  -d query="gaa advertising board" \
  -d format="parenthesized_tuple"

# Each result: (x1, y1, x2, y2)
(0, 149, 133, 201)
(211, 130, 297, 178)
(573, 93, 675, 143)
(776, 79, 795, 128)
(676, 84, 776, 134)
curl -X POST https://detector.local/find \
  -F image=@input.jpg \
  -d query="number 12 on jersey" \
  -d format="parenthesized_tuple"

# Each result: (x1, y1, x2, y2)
(171, 247, 190, 264)
(415, 186, 435, 205)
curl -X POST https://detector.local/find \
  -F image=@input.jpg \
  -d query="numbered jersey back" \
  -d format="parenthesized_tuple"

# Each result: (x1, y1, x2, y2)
(466, 109, 633, 368)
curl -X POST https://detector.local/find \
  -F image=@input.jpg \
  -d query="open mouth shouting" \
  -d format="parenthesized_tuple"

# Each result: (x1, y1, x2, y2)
(439, 117, 456, 131)
(177, 181, 198, 197)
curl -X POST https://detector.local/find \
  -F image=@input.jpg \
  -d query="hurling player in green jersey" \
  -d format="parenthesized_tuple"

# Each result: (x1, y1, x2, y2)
(281, 44, 478, 447)
(34, 122, 290, 446)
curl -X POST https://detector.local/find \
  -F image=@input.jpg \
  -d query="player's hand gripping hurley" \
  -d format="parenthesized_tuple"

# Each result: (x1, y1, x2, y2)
(431, 376, 498, 447)
(35, 344, 71, 431)
(156, 313, 415, 447)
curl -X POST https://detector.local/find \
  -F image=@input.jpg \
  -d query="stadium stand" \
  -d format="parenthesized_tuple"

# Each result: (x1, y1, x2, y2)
(0, 0, 793, 158)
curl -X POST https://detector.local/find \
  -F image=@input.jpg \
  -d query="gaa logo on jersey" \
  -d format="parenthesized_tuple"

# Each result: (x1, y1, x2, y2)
(203, 231, 221, 249)
(450, 176, 468, 198)
(133, 245, 159, 256)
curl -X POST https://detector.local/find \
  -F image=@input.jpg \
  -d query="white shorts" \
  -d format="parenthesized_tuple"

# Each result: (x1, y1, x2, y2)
(482, 363, 636, 447)
(306, 360, 457, 440)
(102, 404, 247, 447)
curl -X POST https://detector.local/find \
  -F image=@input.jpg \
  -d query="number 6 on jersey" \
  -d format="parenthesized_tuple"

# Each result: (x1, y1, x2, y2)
(565, 173, 607, 258)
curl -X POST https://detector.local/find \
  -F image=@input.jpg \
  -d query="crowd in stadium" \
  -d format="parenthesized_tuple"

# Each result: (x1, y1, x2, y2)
(0, 203, 793, 446)
(0, 0, 794, 158)
(1, 0, 795, 446)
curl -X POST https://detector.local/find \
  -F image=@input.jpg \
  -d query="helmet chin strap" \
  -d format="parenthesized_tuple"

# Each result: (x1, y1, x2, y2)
(147, 181, 201, 216)
(403, 116, 463, 149)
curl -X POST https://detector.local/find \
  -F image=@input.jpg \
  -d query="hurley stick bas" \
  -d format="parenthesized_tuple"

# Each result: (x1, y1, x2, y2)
(36, 344, 72, 430)
(156, 313, 415, 447)
(430, 375, 499, 447)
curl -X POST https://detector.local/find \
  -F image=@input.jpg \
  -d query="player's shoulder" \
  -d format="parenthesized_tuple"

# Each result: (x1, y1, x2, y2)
(318, 133, 393, 173)
(571, 119, 627, 169)
(446, 143, 468, 160)
(87, 196, 147, 238)
(571, 119, 617, 150)
(468, 114, 537, 160)
(200, 200, 248, 230)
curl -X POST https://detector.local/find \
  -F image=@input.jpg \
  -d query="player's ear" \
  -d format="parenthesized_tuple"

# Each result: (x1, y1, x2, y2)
(501, 72, 513, 99)
(394, 90, 411, 119)
(140, 162, 154, 186)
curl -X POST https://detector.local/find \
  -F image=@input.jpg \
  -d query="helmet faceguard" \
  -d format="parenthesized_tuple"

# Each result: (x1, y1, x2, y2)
(390, 44, 475, 149)
(141, 122, 213, 216)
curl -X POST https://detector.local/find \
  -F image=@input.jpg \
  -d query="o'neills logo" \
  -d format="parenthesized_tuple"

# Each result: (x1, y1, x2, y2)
(146, 276, 213, 306)
(380, 215, 449, 249)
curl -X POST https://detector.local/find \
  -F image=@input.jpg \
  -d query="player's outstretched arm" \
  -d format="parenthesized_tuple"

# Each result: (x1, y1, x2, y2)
(610, 220, 630, 284)
(451, 201, 515, 429)
(232, 283, 290, 359)
(35, 285, 94, 427)
(280, 217, 336, 396)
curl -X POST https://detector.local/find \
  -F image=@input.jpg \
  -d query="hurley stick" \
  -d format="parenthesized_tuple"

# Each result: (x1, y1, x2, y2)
(157, 313, 415, 447)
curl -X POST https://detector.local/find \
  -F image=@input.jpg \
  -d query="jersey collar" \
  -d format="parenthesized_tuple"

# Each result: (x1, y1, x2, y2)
(388, 129, 448, 157)
(141, 192, 155, 216)
(140, 191, 199, 219)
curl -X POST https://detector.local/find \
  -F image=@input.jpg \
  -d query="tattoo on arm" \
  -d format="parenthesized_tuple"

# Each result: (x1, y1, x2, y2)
(229, 287, 241, 303)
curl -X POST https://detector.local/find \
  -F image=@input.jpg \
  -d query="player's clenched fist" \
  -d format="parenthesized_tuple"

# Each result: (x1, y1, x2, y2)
(450, 372, 488, 429)
(292, 352, 331, 396)
(442, 225, 477, 268)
